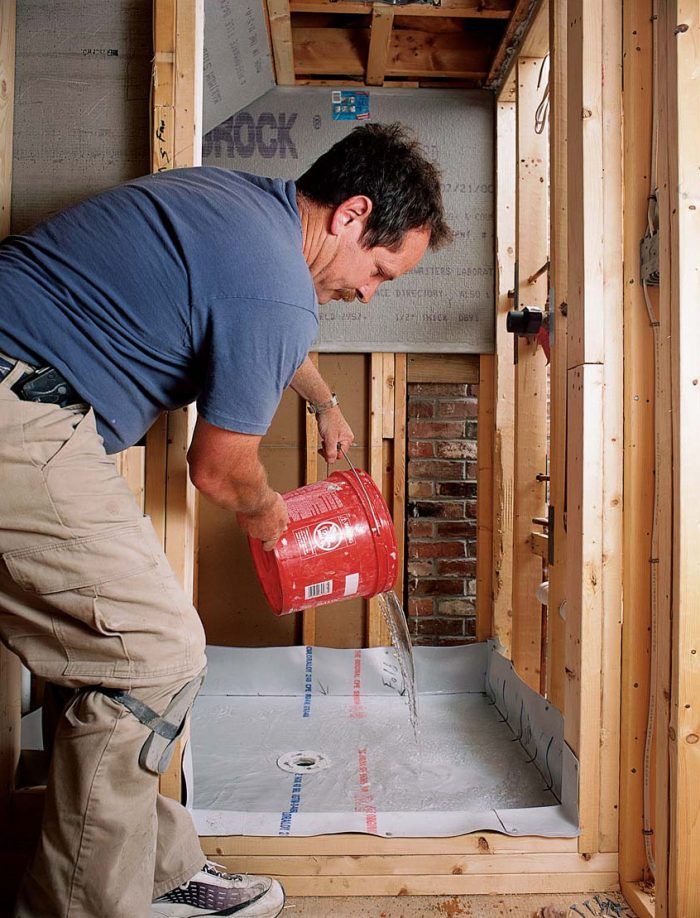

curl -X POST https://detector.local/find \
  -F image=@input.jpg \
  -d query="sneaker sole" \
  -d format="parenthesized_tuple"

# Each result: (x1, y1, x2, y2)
(151, 879, 285, 918)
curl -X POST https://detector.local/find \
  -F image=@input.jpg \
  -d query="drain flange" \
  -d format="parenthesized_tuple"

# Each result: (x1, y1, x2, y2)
(277, 750, 331, 774)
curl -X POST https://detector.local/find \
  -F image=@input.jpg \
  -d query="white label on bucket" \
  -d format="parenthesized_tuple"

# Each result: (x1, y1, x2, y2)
(305, 580, 333, 601)
(344, 573, 360, 597)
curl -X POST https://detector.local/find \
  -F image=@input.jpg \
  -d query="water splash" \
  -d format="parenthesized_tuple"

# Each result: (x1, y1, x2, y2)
(377, 590, 419, 741)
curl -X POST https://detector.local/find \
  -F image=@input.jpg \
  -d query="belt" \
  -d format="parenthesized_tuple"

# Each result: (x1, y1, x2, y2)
(0, 354, 86, 409)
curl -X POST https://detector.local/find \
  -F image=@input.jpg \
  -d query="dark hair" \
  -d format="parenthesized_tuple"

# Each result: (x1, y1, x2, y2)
(297, 122, 452, 252)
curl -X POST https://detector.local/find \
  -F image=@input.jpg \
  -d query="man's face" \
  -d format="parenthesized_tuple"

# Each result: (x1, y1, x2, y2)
(312, 209, 431, 306)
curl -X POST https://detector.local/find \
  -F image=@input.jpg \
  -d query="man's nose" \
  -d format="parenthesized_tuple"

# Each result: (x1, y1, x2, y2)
(357, 278, 382, 303)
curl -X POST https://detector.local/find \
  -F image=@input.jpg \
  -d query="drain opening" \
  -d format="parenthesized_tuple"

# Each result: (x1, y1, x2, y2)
(277, 750, 331, 774)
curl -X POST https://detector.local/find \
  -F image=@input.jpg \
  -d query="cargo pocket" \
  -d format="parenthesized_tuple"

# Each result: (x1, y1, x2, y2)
(2, 519, 159, 681)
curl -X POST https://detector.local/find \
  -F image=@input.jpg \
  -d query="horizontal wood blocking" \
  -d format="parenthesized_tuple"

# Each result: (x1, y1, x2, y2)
(407, 354, 480, 384)
(201, 833, 578, 857)
(530, 531, 548, 559)
(198, 853, 617, 877)
(193, 867, 619, 897)
(290, 1, 513, 20)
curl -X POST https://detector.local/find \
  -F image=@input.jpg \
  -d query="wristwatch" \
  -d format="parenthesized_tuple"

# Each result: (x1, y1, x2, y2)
(306, 393, 339, 415)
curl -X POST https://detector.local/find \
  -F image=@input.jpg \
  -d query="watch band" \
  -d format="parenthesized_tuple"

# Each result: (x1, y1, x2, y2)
(307, 393, 339, 415)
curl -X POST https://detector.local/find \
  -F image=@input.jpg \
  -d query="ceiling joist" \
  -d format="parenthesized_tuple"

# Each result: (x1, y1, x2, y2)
(266, 0, 520, 88)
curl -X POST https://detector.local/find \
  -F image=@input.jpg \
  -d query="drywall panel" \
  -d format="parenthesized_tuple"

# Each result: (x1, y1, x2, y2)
(203, 0, 274, 136)
(202, 87, 495, 354)
(11, 0, 151, 233)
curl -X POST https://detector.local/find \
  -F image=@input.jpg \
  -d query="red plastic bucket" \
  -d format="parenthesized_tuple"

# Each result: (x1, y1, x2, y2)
(249, 468, 398, 615)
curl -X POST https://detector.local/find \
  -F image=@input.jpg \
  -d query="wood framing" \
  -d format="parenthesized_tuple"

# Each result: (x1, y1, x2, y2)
(660, 1, 700, 912)
(546, 0, 567, 715)
(486, 0, 544, 88)
(511, 56, 548, 692)
(0, 0, 18, 836)
(199, 833, 617, 897)
(367, 353, 390, 647)
(268, 0, 521, 86)
(564, 0, 623, 858)
(492, 99, 516, 656)
(301, 353, 320, 646)
(619, 0, 655, 892)
(150, 0, 203, 803)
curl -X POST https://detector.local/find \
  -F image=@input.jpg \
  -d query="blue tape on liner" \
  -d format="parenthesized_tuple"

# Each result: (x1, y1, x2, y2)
(302, 646, 313, 718)
(278, 773, 304, 835)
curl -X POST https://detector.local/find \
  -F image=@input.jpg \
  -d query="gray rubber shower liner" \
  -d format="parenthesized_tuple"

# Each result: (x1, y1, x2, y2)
(186, 640, 579, 838)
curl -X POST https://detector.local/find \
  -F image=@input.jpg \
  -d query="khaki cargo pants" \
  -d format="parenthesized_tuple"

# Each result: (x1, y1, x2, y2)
(0, 362, 208, 917)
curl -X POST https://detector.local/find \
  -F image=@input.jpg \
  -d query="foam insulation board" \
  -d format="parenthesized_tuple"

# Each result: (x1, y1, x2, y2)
(202, 87, 495, 353)
(203, 0, 275, 136)
(11, 0, 151, 234)
(187, 641, 579, 837)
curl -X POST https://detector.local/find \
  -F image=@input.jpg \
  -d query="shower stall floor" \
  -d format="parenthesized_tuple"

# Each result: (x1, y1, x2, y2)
(188, 641, 579, 839)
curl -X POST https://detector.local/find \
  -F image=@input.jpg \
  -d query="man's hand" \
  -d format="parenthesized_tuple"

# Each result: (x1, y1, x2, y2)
(290, 357, 354, 461)
(317, 405, 354, 463)
(237, 491, 289, 551)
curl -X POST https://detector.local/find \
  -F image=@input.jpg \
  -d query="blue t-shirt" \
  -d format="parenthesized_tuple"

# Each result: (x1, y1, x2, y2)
(0, 167, 318, 453)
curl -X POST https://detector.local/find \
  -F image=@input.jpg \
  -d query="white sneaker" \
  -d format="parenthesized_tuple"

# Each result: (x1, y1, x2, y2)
(151, 861, 285, 917)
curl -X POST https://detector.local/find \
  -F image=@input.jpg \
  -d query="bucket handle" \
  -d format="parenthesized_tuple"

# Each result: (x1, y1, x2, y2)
(339, 447, 384, 538)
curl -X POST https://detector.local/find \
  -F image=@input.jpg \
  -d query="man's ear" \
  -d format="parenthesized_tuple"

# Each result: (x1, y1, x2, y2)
(329, 195, 373, 238)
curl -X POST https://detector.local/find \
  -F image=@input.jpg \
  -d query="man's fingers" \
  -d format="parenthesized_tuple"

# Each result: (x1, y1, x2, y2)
(262, 538, 278, 551)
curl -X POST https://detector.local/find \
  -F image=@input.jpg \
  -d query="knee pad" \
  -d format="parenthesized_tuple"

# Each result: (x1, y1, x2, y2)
(98, 667, 207, 774)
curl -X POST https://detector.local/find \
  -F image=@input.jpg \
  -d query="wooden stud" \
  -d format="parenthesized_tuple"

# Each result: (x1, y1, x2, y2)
(619, 0, 655, 888)
(114, 448, 146, 511)
(492, 100, 516, 656)
(565, 0, 604, 370)
(150, 0, 203, 804)
(0, 0, 14, 240)
(476, 354, 494, 641)
(564, 0, 623, 859)
(546, 0, 568, 718)
(266, 0, 295, 85)
(367, 353, 389, 647)
(564, 363, 604, 856)
(597, 0, 623, 857)
(366, 4, 394, 87)
(381, 353, 395, 440)
(392, 354, 407, 605)
(663, 3, 700, 912)
(512, 56, 548, 692)
(301, 353, 319, 646)
(0, 0, 20, 834)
